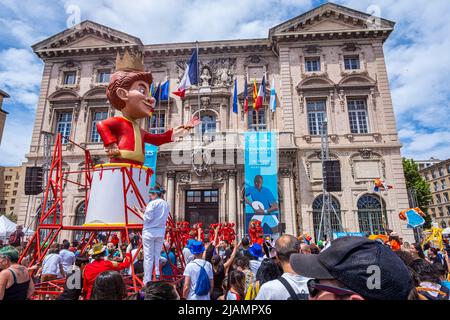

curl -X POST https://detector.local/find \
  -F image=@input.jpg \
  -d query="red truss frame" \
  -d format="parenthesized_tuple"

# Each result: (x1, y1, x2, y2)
(19, 134, 186, 299)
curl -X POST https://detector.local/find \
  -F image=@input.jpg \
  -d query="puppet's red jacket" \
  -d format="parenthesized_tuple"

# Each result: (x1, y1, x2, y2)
(96, 116, 173, 165)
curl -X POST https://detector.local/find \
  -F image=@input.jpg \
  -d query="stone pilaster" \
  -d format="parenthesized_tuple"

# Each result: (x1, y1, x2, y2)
(279, 46, 295, 132)
(227, 170, 237, 226)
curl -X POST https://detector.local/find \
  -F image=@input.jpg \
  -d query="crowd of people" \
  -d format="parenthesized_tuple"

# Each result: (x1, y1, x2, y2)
(1, 223, 450, 300)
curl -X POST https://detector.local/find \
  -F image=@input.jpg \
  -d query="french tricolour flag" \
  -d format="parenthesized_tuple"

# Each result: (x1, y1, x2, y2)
(173, 48, 198, 98)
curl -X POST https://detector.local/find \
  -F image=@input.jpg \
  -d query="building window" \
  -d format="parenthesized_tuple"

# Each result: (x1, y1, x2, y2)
(357, 194, 387, 235)
(14, 182, 18, 188)
(442, 180, 447, 190)
(436, 194, 441, 204)
(447, 206, 450, 215)
(96, 69, 111, 83)
(56, 111, 72, 144)
(348, 99, 369, 134)
(307, 100, 326, 136)
(434, 182, 439, 192)
(5, 176, 11, 181)
(247, 109, 266, 131)
(312, 195, 342, 241)
(74, 202, 86, 241)
(439, 167, 444, 177)
(432, 171, 437, 179)
(344, 56, 360, 70)
(11, 199, 15, 204)
(90, 110, 108, 142)
(187, 191, 202, 203)
(439, 208, 444, 217)
(63, 71, 77, 85)
(148, 111, 166, 134)
(305, 57, 321, 72)
(443, 192, 449, 203)
(203, 190, 218, 203)
(447, 164, 450, 175)
(13, 191, 17, 196)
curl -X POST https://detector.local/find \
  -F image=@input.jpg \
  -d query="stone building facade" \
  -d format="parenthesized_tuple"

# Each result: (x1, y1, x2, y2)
(16, 3, 414, 241)
(0, 166, 25, 219)
(420, 159, 450, 228)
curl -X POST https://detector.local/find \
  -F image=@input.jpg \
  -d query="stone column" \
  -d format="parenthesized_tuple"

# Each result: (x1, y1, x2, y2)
(279, 168, 296, 235)
(228, 170, 237, 226)
(166, 171, 176, 217)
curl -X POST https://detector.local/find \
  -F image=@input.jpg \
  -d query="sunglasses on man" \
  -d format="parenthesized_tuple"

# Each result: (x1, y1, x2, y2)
(307, 279, 357, 298)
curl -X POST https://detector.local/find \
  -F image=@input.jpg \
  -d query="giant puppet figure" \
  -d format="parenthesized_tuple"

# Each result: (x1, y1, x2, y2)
(84, 49, 198, 226)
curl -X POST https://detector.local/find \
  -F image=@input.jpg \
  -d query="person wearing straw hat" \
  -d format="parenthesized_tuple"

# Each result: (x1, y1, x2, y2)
(134, 185, 170, 285)
(82, 242, 132, 300)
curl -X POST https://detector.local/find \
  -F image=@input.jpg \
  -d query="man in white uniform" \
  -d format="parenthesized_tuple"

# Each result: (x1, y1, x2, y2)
(135, 186, 170, 285)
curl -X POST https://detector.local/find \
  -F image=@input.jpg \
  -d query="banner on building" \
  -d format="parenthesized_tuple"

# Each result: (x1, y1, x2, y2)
(144, 144, 158, 188)
(244, 132, 280, 235)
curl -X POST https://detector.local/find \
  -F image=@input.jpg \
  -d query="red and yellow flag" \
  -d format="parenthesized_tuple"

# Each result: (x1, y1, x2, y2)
(252, 79, 258, 110)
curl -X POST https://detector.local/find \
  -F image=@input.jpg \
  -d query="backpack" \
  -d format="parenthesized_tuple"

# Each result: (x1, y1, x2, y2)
(278, 277, 309, 300)
(194, 262, 211, 296)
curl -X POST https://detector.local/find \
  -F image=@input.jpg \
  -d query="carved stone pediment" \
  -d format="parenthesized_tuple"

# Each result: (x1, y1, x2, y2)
(32, 20, 142, 53)
(269, 3, 394, 37)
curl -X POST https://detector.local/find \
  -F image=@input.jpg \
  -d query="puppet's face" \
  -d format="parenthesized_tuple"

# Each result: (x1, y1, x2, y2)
(118, 80, 155, 120)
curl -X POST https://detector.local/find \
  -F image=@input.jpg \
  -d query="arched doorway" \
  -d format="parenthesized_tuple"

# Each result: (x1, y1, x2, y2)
(357, 194, 387, 235)
(312, 195, 343, 241)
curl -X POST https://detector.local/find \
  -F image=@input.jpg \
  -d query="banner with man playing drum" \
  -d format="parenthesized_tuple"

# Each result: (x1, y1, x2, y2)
(244, 132, 280, 237)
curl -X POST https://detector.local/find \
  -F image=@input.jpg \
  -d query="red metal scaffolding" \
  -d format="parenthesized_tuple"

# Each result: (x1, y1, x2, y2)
(19, 133, 185, 299)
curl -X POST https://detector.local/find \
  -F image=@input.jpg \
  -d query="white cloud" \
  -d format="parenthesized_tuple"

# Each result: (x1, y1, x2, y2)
(334, 0, 450, 160)
(61, 0, 313, 43)
(0, 48, 43, 110)
(0, 115, 34, 166)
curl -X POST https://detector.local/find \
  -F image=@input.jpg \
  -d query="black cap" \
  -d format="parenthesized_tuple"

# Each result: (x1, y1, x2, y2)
(290, 236, 414, 300)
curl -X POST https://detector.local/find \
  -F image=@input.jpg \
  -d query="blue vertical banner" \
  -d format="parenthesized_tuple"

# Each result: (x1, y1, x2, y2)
(244, 132, 279, 235)
(144, 143, 158, 187)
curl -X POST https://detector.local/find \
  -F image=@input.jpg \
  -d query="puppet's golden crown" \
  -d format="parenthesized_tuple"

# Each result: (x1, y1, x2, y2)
(115, 49, 145, 72)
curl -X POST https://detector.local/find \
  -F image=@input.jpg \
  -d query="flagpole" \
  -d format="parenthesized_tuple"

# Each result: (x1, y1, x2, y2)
(196, 41, 202, 146)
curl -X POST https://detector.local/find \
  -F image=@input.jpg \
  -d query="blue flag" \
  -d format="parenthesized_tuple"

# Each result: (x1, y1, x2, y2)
(153, 82, 161, 106)
(188, 48, 198, 85)
(160, 80, 170, 101)
(233, 79, 238, 114)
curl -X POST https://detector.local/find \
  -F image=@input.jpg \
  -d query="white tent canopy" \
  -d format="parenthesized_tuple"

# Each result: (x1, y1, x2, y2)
(0, 215, 16, 238)
(0, 215, 35, 240)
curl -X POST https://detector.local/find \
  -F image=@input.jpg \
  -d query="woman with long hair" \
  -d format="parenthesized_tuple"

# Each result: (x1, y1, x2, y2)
(91, 271, 126, 300)
(222, 270, 246, 300)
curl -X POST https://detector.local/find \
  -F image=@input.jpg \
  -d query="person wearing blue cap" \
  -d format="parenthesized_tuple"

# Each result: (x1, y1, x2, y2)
(182, 239, 196, 265)
(134, 185, 170, 285)
(182, 241, 214, 300)
(248, 243, 264, 275)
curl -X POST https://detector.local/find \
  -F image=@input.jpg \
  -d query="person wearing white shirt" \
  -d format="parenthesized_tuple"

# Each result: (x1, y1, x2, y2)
(59, 242, 76, 275)
(135, 186, 170, 285)
(255, 235, 310, 300)
(182, 241, 214, 300)
(40, 244, 65, 282)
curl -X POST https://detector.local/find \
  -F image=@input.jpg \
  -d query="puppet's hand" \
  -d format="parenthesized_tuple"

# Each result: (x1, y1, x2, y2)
(105, 143, 120, 157)
(172, 125, 192, 138)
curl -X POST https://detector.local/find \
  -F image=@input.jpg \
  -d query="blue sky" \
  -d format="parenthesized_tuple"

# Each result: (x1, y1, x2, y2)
(0, 0, 449, 166)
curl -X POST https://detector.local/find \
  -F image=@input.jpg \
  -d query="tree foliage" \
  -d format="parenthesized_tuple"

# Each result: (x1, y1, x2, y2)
(402, 158, 433, 228)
